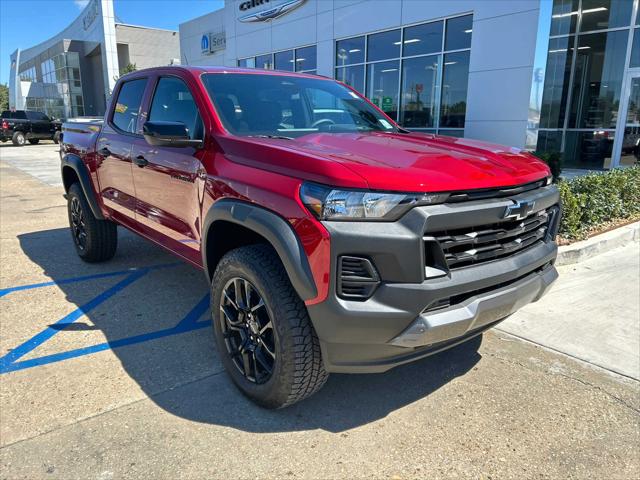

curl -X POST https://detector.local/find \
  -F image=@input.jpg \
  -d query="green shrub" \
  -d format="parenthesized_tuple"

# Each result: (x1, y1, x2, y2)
(534, 151, 563, 181)
(558, 166, 640, 241)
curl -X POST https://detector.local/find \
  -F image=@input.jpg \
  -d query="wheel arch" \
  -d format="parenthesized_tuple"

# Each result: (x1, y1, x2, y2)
(61, 153, 105, 220)
(202, 199, 318, 302)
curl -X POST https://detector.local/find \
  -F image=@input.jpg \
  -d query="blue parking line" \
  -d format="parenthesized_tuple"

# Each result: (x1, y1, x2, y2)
(0, 262, 179, 298)
(0, 294, 211, 374)
(0, 269, 149, 371)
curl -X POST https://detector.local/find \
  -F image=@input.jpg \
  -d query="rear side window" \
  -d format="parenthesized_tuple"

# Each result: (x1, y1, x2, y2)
(148, 77, 202, 139)
(112, 78, 147, 134)
(1, 111, 13, 118)
(12, 111, 27, 119)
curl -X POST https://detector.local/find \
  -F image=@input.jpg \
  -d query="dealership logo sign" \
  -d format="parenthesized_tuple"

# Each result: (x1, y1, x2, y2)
(201, 32, 226, 55)
(238, 0, 307, 22)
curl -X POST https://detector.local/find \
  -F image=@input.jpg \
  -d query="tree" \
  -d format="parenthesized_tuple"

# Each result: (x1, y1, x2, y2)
(0, 83, 8, 112)
(120, 62, 137, 75)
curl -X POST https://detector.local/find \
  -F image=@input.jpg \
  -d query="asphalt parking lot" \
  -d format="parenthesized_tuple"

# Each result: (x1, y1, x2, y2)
(0, 142, 639, 479)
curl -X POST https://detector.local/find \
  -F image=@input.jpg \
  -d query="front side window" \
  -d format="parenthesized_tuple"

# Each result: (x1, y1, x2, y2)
(111, 78, 147, 134)
(148, 77, 202, 140)
(202, 73, 398, 138)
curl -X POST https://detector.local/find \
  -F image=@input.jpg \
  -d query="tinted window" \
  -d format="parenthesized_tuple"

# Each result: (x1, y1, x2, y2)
(336, 36, 365, 66)
(366, 60, 400, 119)
(539, 36, 574, 128)
(12, 111, 27, 119)
(367, 29, 401, 61)
(551, 0, 579, 36)
(255, 54, 273, 70)
(335, 65, 365, 93)
(400, 55, 440, 128)
(403, 21, 443, 57)
(238, 58, 255, 68)
(295, 45, 317, 72)
(445, 15, 473, 51)
(148, 77, 202, 140)
(632, 29, 640, 68)
(27, 111, 49, 121)
(275, 50, 294, 71)
(1, 111, 13, 118)
(580, 0, 632, 32)
(112, 78, 147, 133)
(440, 51, 470, 128)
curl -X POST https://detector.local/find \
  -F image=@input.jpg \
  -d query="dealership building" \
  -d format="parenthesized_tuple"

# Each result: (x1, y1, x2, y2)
(180, 0, 640, 170)
(8, 0, 179, 120)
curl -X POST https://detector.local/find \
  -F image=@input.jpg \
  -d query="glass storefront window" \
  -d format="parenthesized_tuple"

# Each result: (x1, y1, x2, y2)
(367, 60, 399, 118)
(296, 45, 317, 72)
(438, 129, 465, 137)
(335, 65, 365, 93)
(403, 21, 443, 57)
(564, 130, 615, 169)
(540, 37, 574, 128)
(631, 29, 640, 68)
(440, 51, 470, 128)
(579, 0, 633, 33)
(445, 15, 473, 51)
(568, 30, 628, 129)
(336, 36, 365, 66)
(367, 29, 401, 62)
(274, 50, 294, 71)
(255, 54, 273, 70)
(400, 55, 439, 128)
(535, 130, 564, 153)
(551, 0, 579, 36)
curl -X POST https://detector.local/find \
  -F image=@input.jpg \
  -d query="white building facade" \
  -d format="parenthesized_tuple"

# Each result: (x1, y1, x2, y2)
(9, 0, 180, 119)
(180, 0, 640, 170)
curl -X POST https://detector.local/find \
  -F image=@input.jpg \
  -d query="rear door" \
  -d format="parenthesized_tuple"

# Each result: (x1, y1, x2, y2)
(130, 75, 206, 264)
(95, 77, 149, 225)
(26, 111, 51, 138)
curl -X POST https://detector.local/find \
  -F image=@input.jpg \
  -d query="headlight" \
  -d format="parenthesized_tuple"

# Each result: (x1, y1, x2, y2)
(300, 182, 448, 221)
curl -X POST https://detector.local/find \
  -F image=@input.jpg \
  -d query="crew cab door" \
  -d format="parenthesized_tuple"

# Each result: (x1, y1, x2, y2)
(95, 77, 149, 225)
(26, 111, 52, 138)
(130, 75, 206, 265)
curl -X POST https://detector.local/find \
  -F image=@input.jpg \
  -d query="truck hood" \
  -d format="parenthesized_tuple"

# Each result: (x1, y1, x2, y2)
(218, 132, 550, 192)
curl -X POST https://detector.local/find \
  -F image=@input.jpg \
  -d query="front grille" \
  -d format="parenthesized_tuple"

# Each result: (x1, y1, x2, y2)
(431, 207, 554, 269)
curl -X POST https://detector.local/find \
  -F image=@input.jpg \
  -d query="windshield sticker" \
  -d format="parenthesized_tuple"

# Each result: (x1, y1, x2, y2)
(115, 103, 128, 114)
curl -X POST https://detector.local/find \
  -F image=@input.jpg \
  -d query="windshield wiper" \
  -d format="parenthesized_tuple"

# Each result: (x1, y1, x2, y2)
(247, 134, 294, 140)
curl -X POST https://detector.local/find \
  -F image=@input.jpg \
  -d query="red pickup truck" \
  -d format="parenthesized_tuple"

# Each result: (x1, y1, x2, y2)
(60, 66, 560, 408)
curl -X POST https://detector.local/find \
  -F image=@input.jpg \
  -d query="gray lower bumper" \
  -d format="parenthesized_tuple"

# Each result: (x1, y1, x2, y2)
(389, 264, 558, 348)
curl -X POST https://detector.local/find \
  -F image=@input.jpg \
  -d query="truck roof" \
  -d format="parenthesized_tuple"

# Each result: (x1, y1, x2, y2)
(119, 65, 327, 81)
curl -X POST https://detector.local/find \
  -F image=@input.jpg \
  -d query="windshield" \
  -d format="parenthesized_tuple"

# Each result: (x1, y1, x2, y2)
(201, 73, 398, 138)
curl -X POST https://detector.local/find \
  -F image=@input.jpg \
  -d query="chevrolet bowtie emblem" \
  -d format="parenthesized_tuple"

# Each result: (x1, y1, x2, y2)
(503, 200, 535, 220)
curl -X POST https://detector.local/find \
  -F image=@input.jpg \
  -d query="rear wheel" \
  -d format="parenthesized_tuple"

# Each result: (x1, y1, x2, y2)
(67, 183, 118, 262)
(53, 131, 61, 144)
(211, 245, 328, 409)
(28, 138, 39, 145)
(12, 132, 25, 146)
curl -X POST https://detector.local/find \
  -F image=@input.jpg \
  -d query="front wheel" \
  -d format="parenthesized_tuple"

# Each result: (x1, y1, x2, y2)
(211, 245, 328, 409)
(67, 183, 118, 262)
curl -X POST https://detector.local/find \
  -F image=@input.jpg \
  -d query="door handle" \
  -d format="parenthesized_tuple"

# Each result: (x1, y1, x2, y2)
(134, 155, 149, 168)
(98, 147, 111, 157)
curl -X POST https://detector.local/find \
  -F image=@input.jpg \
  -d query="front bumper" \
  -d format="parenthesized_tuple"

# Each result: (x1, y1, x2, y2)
(306, 184, 560, 373)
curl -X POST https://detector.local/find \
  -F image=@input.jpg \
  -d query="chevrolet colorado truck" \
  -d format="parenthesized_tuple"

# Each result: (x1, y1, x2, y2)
(60, 66, 560, 408)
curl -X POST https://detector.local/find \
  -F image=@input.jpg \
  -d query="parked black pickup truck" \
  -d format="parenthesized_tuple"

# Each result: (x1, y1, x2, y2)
(1, 110, 62, 146)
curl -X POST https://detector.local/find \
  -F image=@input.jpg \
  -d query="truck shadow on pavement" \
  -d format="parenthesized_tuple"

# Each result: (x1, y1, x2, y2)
(17, 227, 482, 433)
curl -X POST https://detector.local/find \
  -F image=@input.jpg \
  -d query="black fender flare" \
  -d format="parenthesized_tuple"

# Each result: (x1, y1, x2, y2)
(61, 153, 105, 220)
(202, 199, 318, 301)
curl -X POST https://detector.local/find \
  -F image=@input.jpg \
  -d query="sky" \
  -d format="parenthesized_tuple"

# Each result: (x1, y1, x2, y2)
(0, 0, 224, 85)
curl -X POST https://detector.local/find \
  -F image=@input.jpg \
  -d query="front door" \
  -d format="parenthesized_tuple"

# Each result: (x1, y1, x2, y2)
(95, 77, 148, 224)
(613, 73, 640, 168)
(130, 75, 205, 265)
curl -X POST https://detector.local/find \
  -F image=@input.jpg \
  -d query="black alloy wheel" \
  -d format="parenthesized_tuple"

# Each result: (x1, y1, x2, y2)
(219, 277, 276, 384)
(70, 196, 87, 252)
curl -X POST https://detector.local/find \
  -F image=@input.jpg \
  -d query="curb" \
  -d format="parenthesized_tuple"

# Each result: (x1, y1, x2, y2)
(556, 221, 640, 266)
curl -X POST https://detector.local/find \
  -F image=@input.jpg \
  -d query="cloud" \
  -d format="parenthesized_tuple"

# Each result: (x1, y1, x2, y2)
(74, 0, 90, 9)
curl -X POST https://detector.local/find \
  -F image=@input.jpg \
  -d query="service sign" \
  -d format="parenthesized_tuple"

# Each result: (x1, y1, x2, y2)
(201, 32, 226, 55)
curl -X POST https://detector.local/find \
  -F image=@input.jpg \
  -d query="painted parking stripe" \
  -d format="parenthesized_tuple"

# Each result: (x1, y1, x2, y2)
(0, 294, 211, 374)
(0, 262, 179, 298)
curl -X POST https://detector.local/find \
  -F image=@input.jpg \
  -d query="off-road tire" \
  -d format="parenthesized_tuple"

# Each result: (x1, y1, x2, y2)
(28, 138, 39, 145)
(211, 244, 328, 408)
(67, 183, 117, 262)
(12, 131, 25, 146)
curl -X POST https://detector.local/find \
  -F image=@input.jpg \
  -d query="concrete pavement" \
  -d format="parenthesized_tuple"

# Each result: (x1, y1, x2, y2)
(0, 144, 638, 479)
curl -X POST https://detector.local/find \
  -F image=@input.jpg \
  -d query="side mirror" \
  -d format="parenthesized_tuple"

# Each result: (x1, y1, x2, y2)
(143, 121, 202, 148)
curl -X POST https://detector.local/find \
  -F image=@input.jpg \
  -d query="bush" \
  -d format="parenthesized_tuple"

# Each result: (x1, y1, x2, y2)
(534, 151, 563, 181)
(558, 166, 640, 240)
